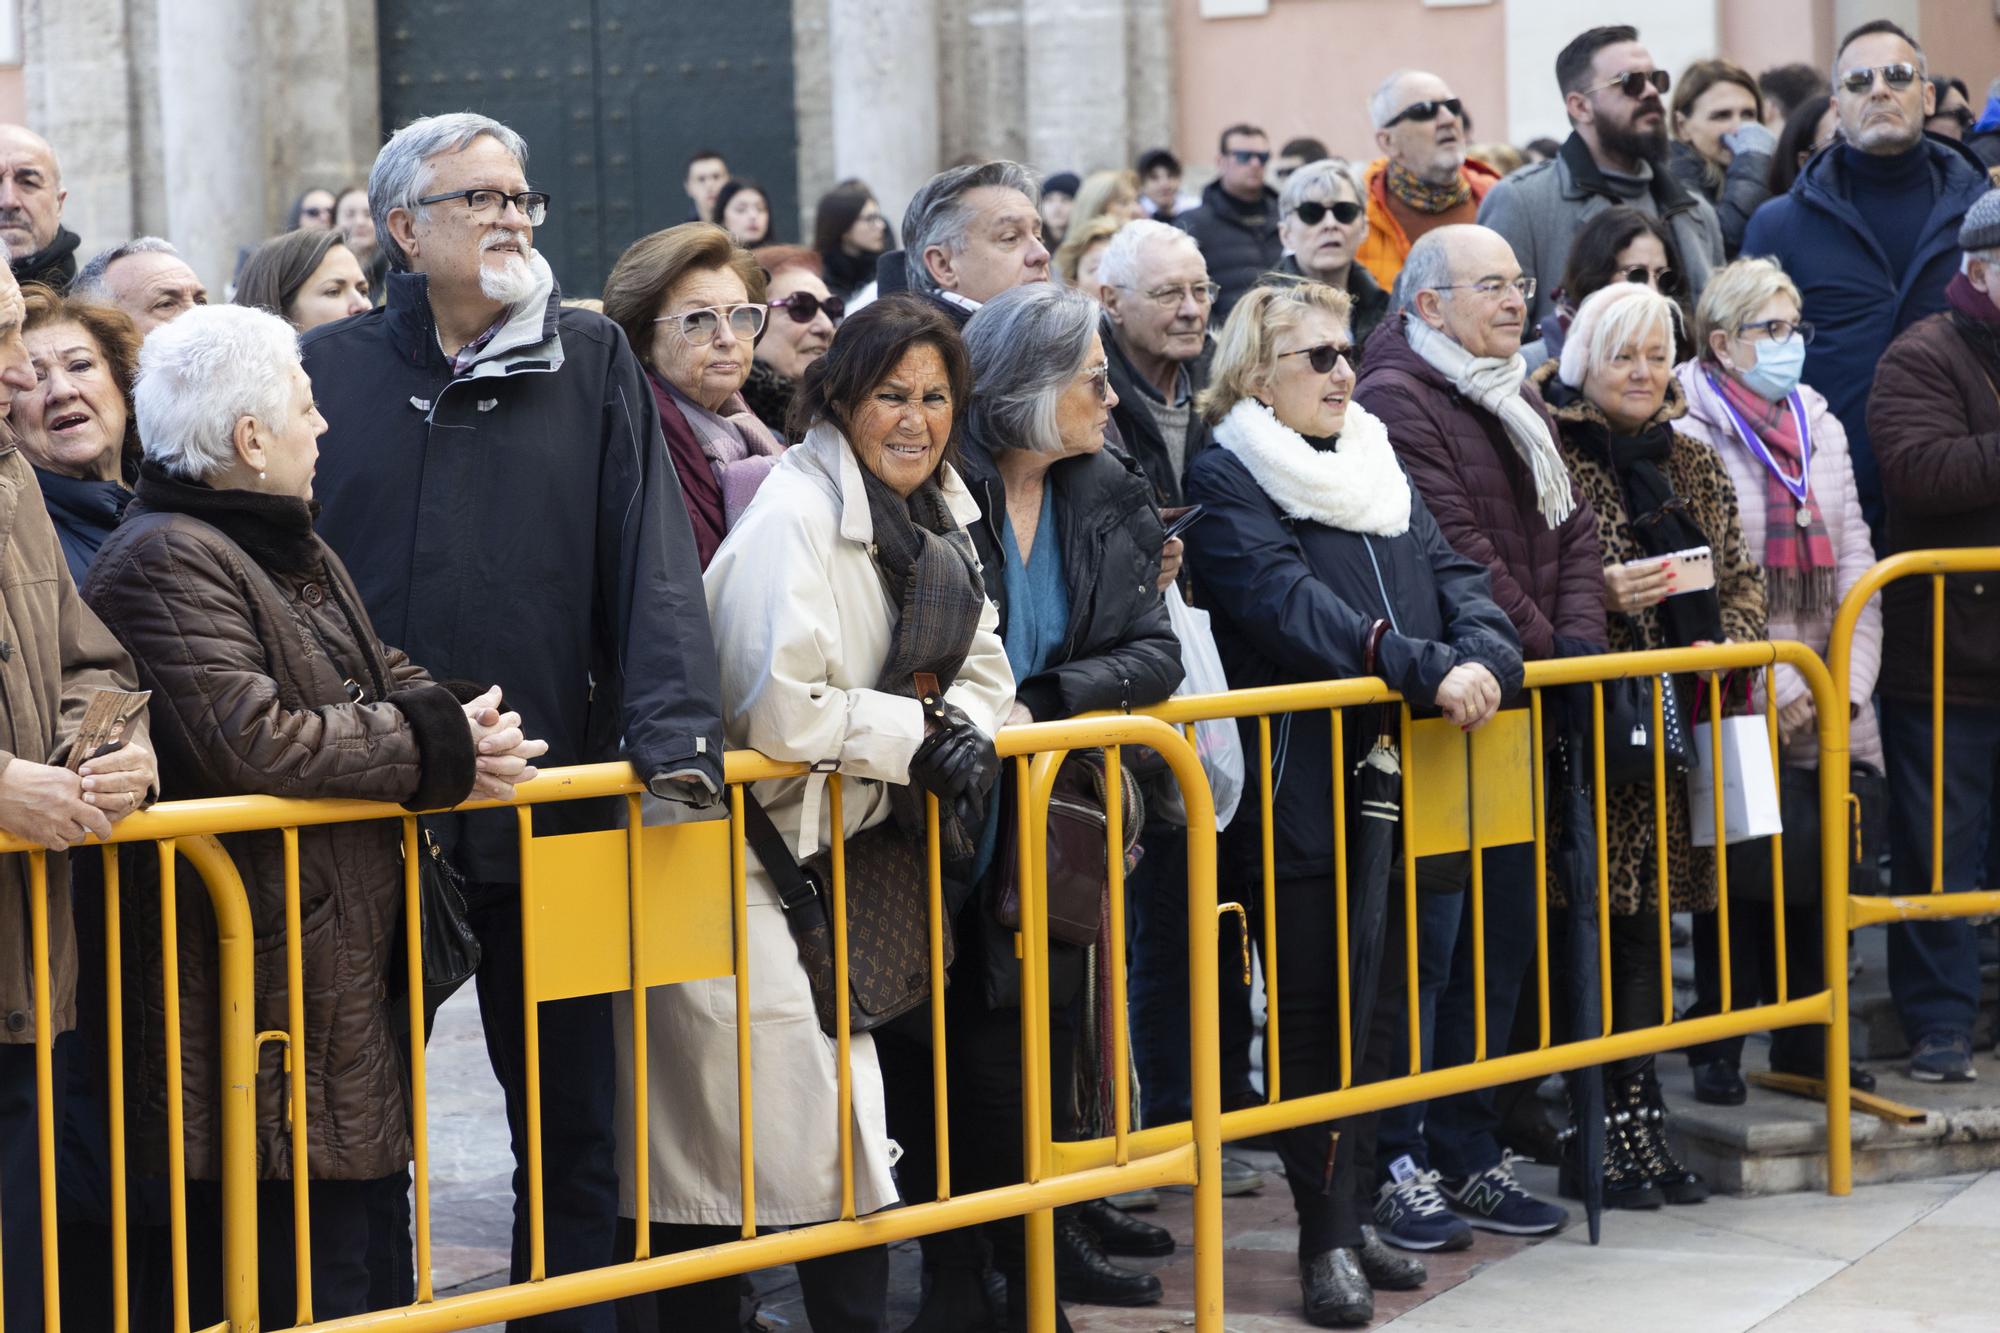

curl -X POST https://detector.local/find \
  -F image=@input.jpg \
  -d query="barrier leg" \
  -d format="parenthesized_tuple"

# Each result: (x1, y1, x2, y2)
(1825, 876, 1852, 1196)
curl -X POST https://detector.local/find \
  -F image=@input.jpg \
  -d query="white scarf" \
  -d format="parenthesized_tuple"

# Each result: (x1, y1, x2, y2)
(1403, 314, 1577, 529)
(1212, 398, 1411, 537)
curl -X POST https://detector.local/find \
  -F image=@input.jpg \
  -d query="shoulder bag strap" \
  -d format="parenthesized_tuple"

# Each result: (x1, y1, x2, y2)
(741, 791, 824, 913)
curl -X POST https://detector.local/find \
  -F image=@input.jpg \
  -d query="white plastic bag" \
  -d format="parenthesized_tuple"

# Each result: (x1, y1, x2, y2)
(1161, 585, 1245, 831)
(1687, 716, 1784, 847)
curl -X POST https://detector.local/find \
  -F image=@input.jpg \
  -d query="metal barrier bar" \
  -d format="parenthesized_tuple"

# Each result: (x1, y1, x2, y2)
(403, 818, 437, 1301)
(514, 808, 545, 1282)
(1399, 705, 1419, 1075)
(28, 852, 60, 1333)
(1105, 745, 1132, 1164)
(158, 841, 192, 1333)
(829, 776, 856, 1224)
(625, 794, 650, 1259)
(1255, 717, 1279, 1103)
(925, 792, 950, 1200)
(1331, 707, 1352, 1088)
(730, 784, 755, 1238)
(1651, 684, 1672, 1028)
(1529, 691, 1551, 1049)
(281, 826, 314, 1325)
(1765, 666, 1789, 1004)
(103, 845, 131, 1333)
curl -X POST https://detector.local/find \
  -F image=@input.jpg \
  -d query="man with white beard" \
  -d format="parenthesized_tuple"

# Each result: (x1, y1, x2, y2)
(302, 112, 723, 1331)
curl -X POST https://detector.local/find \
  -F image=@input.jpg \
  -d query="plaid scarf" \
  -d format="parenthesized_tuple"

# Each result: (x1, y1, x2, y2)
(860, 459, 989, 857)
(1386, 159, 1472, 214)
(1711, 370, 1835, 615)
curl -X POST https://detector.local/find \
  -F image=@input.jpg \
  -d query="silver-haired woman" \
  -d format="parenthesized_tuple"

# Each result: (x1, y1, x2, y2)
(1270, 159, 1390, 352)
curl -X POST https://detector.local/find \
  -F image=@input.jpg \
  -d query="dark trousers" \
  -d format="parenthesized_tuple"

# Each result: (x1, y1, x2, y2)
(1683, 853, 1828, 1074)
(1370, 888, 1463, 1175)
(1607, 910, 1664, 1079)
(180, 1176, 388, 1330)
(613, 1219, 887, 1333)
(1, 1034, 68, 1332)
(1881, 700, 2000, 1045)
(466, 883, 621, 1332)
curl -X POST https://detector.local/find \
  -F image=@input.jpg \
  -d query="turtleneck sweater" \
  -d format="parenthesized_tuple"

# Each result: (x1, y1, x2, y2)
(1842, 141, 1935, 281)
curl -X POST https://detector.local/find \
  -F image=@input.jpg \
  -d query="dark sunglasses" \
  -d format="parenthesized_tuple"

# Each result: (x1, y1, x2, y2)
(1279, 342, 1354, 374)
(1931, 107, 1977, 131)
(1621, 264, 1681, 294)
(1839, 62, 1919, 94)
(1590, 68, 1671, 100)
(1383, 97, 1465, 128)
(1294, 199, 1363, 227)
(1228, 149, 1272, 165)
(769, 291, 845, 324)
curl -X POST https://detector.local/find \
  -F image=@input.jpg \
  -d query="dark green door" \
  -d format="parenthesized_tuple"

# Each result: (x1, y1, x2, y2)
(378, 0, 799, 298)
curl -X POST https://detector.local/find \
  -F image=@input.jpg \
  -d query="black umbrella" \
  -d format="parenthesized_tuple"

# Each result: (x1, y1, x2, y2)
(1552, 731, 1607, 1245)
(1341, 713, 1402, 1057)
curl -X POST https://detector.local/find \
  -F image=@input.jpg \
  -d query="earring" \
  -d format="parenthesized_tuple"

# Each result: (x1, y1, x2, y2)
(258, 470, 267, 481)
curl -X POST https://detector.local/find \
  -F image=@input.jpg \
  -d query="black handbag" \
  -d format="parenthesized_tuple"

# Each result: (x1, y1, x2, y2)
(408, 825, 482, 1019)
(1728, 762, 1886, 905)
(1599, 673, 1694, 788)
(994, 750, 1144, 947)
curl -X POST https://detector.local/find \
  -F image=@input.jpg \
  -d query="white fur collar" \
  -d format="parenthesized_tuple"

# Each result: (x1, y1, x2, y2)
(1212, 398, 1411, 537)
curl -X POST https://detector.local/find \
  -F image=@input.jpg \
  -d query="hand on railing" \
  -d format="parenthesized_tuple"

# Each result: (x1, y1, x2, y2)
(909, 703, 1000, 826)
(463, 685, 551, 802)
(81, 736, 157, 822)
(1435, 662, 1501, 732)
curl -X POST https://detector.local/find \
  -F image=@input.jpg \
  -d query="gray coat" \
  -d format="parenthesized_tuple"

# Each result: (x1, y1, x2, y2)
(1477, 133, 1725, 330)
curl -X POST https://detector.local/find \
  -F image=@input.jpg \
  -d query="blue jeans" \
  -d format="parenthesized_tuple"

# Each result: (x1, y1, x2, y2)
(1882, 700, 2000, 1046)
(1369, 884, 1466, 1175)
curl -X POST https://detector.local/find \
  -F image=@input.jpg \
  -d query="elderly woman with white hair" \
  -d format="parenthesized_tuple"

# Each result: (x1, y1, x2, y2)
(1270, 159, 1390, 353)
(81, 304, 546, 1321)
(1670, 257, 1881, 1106)
(1531, 281, 1764, 1211)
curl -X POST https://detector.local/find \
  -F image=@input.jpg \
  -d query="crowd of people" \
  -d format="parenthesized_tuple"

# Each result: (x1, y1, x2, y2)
(0, 13, 1995, 1333)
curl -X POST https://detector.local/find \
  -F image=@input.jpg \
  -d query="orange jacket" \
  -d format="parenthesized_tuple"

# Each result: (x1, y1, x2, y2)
(1357, 155, 1504, 290)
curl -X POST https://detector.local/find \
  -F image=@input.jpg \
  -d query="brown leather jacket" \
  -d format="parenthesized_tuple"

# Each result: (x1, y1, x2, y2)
(84, 465, 477, 1180)
(0, 426, 147, 1045)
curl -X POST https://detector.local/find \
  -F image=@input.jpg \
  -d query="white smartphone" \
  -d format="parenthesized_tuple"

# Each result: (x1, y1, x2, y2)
(1620, 545, 1715, 595)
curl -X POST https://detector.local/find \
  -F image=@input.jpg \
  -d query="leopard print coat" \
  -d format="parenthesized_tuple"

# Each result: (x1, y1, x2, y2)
(1533, 363, 1768, 915)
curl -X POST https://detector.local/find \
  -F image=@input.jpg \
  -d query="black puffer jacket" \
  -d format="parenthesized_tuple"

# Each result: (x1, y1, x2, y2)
(1175, 180, 1283, 325)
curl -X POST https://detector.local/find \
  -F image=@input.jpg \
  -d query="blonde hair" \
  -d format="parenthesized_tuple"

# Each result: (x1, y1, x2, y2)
(1053, 214, 1124, 286)
(1197, 281, 1353, 424)
(1071, 169, 1141, 229)
(1559, 283, 1682, 389)
(1692, 257, 1800, 360)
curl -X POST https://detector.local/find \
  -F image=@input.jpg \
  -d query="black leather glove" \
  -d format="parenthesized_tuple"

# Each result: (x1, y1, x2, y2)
(909, 720, 1001, 827)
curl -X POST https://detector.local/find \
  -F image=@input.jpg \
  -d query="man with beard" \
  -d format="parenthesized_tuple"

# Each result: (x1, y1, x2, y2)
(1479, 24, 1724, 330)
(0, 126, 79, 292)
(1357, 71, 1503, 289)
(1743, 18, 1987, 537)
(302, 112, 723, 1331)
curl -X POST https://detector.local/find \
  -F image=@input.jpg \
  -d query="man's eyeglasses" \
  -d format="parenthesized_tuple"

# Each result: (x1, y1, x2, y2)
(415, 188, 551, 227)
(1735, 318, 1815, 345)
(1227, 149, 1272, 166)
(1436, 275, 1536, 301)
(655, 303, 767, 345)
(1119, 281, 1223, 309)
(1589, 68, 1671, 100)
(1294, 200, 1363, 227)
(1621, 264, 1681, 295)
(1079, 362, 1112, 403)
(1839, 62, 1920, 94)
(1278, 342, 1355, 375)
(1383, 97, 1465, 128)
(770, 291, 845, 324)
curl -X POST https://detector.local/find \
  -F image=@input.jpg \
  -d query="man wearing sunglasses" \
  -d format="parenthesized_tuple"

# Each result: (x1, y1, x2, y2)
(304, 113, 724, 1330)
(1356, 71, 1503, 289)
(1479, 24, 1724, 333)
(1173, 123, 1284, 324)
(1741, 18, 1988, 538)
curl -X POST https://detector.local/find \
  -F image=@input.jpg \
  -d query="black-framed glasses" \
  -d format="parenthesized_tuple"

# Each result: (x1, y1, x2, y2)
(654, 303, 766, 345)
(1278, 342, 1354, 375)
(1294, 199, 1363, 227)
(1383, 97, 1465, 128)
(1590, 68, 1671, 100)
(770, 291, 845, 324)
(1078, 362, 1112, 403)
(1839, 62, 1919, 94)
(1436, 275, 1536, 301)
(414, 188, 550, 226)
(1120, 281, 1222, 309)
(1227, 149, 1272, 165)
(1621, 264, 1681, 294)
(1736, 318, 1815, 345)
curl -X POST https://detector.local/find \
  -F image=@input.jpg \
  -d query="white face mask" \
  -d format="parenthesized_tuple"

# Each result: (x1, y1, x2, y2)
(1725, 335, 1806, 402)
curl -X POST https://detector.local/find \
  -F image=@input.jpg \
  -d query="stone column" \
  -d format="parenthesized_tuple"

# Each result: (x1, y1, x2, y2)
(1023, 0, 1130, 175)
(23, 0, 139, 262)
(156, 0, 265, 292)
(827, 0, 940, 228)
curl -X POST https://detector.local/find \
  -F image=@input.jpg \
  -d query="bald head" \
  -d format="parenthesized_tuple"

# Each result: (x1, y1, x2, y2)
(0, 126, 64, 261)
(1400, 225, 1529, 359)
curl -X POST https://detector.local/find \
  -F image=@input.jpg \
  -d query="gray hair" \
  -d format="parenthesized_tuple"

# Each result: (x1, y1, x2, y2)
(1278, 158, 1357, 219)
(902, 160, 1040, 294)
(1390, 228, 1456, 316)
(1369, 70, 1421, 129)
(71, 236, 183, 303)
(1095, 218, 1203, 295)
(960, 284, 1101, 455)
(368, 112, 530, 271)
(135, 304, 301, 483)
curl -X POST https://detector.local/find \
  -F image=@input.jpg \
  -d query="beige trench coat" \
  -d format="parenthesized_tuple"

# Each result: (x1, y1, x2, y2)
(617, 424, 1014, 1226)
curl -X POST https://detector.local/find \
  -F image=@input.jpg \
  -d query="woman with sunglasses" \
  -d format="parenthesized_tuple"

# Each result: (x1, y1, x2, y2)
(1521, 206, 1689, 373)
(1671, 257, 1882, 1106)
(744, 244, 844, 439)
(1668, 60, 1776, 259)
(1184, 280, 1521, 1327)
(1270, 159, 1389, 354)
(603, 222, 786, 568)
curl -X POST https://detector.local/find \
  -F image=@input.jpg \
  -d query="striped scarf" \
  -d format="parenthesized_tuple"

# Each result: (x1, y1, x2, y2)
(1711, 370, 1835, 615)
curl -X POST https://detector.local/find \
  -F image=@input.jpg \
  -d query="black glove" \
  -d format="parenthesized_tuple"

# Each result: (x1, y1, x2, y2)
(909, 720, 1000, 827)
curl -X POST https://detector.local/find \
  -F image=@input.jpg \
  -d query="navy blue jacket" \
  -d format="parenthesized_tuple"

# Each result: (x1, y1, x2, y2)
(1183, 446, 1522, 881)
(301, 270, 724, 881)
(1740, 136, 1989, 533)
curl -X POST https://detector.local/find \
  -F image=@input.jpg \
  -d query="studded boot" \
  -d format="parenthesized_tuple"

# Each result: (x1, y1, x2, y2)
(1560, 1076, 1662, 1209)
(1628, 1068, 1710, 1205)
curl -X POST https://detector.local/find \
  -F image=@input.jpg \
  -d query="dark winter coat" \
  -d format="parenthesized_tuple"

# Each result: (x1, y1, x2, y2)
(1866, 311, 2000, 708)
(301, 265, 724, 882)
(1536, 364, 1767, 914)
(1182, 421, 1522, 882)
(12, 226, 79, 294)
(1270, 254, 1391, 358)
(32, 467, 129, 587)
(1174, 180, 1284, 325)
(1667, 139, 1772, 259)
(1740, 136, 1989, 531)
(1102, 315, 1214, 509)
(84, 465, 479, 1181)
(1352, 318, 1605, 660)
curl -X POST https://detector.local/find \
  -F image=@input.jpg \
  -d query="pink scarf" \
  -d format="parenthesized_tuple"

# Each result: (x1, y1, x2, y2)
(1711, 369, 1835, 614)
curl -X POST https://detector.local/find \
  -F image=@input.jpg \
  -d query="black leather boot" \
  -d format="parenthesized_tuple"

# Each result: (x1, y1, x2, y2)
(1355, 1224, 1426, 1291)
(1559, 1082, 1662, 1210)
(1053, 1213, 1163, 1306)
(1076, 1198, 1175, 1257)
(1299, 1248, 1373, 1327)
(1629, 1070, 1709, 1205)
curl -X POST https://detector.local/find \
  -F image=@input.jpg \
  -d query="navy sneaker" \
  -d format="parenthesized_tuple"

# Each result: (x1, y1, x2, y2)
(1909, 1032, 1976, 1083)
(1372, 1156, 1474, 1252)
(1440, 1151, 1568, 1236)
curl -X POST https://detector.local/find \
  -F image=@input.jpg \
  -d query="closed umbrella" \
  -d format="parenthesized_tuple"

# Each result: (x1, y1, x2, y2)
(1552, 731, 1606, 1245)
